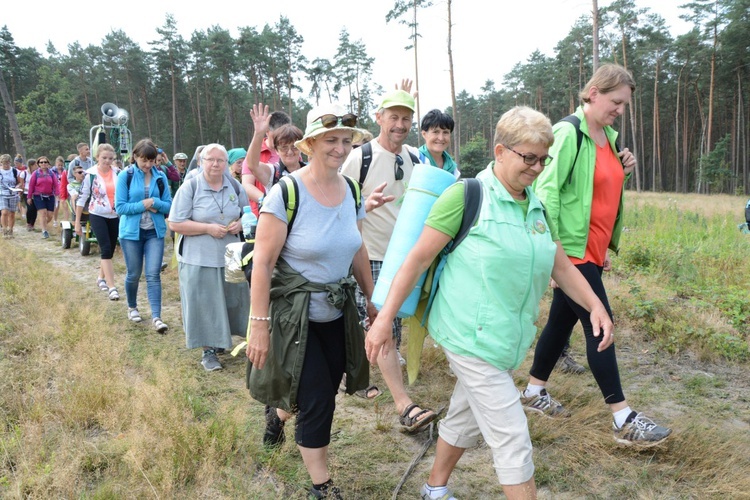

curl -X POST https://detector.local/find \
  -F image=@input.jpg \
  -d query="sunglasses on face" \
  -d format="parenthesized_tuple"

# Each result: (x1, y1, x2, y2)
(504, 145, 553, 167)
(317, 113, 358, 129)
(38, 160, 50, 164)
(394, 154, 404, 181)
(74, 170, 84, 175)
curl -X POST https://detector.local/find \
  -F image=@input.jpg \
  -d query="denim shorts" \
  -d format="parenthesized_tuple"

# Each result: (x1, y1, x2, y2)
(33, 194, 55, 211)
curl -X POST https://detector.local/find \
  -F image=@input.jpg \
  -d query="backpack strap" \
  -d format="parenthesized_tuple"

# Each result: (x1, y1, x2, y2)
(559, 115, 583, 184)
(421, 178, 483, 324)
(126, 165, 168, 198)
(406, 149, 420, 166)
(280, 174, 362, 235)
(358, 142, 373, 186)
(560, 114, 622, 183)
(11, 167, 18, 183)
(450, 178, 483, 252)
(279, 176, 300, 233)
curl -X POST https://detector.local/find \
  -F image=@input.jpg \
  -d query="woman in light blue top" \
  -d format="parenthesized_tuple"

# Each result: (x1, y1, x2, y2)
(115, 138, 172, 332)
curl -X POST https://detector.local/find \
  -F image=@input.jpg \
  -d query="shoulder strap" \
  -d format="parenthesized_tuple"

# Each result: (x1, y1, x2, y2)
(450, 178, 483, 253)
(11, 167, 18, 182)
(559, 115, 583, 184)
(407, 149, 420, 166)
(279, 175, 299, 233)
(358, 142, 373, 186)
(342, 175, 362, 212)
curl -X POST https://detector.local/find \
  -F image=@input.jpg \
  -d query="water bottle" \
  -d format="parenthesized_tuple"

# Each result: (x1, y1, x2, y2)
(241, 206, 257, 241)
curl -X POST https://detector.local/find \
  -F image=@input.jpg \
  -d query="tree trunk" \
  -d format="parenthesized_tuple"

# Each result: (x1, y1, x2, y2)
(592, 0, 599, 71)
(706, 22, 716, 153)
(447, 0, 459, 164)
(0, 70, 25, 159)
(170, 55, 178, 154)
(412, 0, 421, 144)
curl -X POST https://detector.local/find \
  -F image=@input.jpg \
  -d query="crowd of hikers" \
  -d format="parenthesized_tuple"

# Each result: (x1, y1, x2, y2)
(0, 67, 675, 499)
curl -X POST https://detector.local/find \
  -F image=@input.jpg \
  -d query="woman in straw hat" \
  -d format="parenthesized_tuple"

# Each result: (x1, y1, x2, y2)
(246, 103, 376, 499)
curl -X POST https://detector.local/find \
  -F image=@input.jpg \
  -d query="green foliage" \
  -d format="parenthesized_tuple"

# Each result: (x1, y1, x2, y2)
(458, 132, 489, 178)
(614, 202, 750, 361)
(698, 134, 733, 194)
(15, 66, 89, 157)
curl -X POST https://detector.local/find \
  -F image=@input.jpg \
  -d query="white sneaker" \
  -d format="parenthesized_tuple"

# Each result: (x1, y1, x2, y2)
(128, 308, 142, 323)
(153, 318, 168, 333)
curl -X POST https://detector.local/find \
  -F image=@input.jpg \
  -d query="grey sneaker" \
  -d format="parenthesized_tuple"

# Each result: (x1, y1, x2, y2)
(613, 411, 672, 447)
(42, 230, 49, 239)
(556, 352, 586, 374)
(420, 483, 457, 500)
(521, 389, 570, 418)
(201, 349, 223, 371)
(309, 479, 343, 499)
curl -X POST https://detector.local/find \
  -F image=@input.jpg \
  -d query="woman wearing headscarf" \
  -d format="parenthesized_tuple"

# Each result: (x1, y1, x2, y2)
(246, 103, 376, 499)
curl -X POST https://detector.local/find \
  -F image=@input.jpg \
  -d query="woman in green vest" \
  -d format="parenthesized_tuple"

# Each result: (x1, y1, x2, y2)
(365, 106, 613, 500)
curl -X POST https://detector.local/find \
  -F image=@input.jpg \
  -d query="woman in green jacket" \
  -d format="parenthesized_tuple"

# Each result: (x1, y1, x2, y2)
(366, 106, 613, 500)
(522, 64, 672, 448)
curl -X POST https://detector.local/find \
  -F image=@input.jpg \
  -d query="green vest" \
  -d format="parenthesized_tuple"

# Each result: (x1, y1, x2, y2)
(428, 164, 557, 370)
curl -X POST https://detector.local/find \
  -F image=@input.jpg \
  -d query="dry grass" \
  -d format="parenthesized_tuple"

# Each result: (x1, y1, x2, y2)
(1, 191, 750, 498)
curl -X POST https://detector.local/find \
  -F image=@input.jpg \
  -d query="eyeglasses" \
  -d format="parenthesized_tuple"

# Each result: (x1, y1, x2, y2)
(317, 113, 358, 129)
(203, 158, 227, 165)
(503, 145, 553, 167)
(38, 160, 50, 164)
(394, 154, 404, 181)
(278, 145, 299, 154)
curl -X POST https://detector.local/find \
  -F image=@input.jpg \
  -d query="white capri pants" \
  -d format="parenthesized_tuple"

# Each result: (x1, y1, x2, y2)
(439, 348, 535, 485)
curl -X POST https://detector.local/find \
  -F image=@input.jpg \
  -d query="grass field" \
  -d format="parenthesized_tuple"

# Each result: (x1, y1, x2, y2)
(1, 190, 749, 499)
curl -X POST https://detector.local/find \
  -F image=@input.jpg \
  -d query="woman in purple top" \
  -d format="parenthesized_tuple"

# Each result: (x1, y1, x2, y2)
(28, 155, 59, 239)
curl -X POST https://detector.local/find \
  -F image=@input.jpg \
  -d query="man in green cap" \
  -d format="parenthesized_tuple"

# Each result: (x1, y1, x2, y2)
(341, 81, 437, 433)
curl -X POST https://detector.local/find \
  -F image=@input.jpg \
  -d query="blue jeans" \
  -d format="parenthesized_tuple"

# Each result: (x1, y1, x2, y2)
(120, 228, 164, 319)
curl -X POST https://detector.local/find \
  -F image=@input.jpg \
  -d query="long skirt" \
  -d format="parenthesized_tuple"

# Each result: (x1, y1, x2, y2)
(178, 262, 249, 349)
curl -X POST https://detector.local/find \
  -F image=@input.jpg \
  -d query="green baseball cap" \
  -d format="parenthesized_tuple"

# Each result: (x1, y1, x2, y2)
(378, 90, 415, 112)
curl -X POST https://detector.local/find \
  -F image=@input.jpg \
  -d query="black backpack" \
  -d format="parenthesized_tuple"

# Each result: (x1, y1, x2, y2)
(125, 166, 167, 198)
(358, 141, 420, 186)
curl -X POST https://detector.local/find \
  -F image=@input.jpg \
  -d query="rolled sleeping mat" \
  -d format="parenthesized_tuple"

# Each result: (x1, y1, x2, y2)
(371, 163, 457, 317)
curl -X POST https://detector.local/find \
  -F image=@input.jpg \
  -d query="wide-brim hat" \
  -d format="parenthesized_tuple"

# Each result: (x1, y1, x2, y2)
(295, 103, 366, 156)
(173, 153, 188, 160)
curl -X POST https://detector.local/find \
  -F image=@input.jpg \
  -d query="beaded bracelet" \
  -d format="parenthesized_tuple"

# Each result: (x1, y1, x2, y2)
(250, 316, 271, 321)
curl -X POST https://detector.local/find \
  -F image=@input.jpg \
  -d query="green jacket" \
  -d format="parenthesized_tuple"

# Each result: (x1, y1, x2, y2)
(532, 106, 626, 257)
(246, 259, 368, 412)
(428, 164, 558, 370)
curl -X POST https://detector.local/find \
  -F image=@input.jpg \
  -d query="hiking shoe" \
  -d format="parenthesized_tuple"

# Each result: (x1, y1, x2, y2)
(263, 405, 286, 448)
(521, 389, 570, 418)
(201, 349, 223, 371)
(420, 483, 457, 500)
(309, 479, 343, 499)
(128, 308, 142, 323)
(153, 317, 168, 334)
(613, 411, 672, 447)
(42, 230, 49, 239)
(556, 352, 586, 374)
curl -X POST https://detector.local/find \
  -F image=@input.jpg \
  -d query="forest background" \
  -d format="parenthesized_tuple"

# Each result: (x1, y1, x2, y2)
(0, 0, 748, 194)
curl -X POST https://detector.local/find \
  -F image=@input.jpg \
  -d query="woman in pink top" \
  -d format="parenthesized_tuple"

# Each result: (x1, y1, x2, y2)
(28, 155, 59, 239)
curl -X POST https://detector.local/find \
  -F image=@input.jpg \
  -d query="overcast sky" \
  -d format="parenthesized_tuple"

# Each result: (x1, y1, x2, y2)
(5, 0, 690, 116)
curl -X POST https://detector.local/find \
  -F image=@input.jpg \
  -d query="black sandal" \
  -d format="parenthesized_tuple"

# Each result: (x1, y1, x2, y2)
(355, 384, 382, 399)
(399, 403, 436, 432)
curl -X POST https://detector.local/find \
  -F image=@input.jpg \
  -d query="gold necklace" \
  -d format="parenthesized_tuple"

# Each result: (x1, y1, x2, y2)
(310, 170, 344, 218)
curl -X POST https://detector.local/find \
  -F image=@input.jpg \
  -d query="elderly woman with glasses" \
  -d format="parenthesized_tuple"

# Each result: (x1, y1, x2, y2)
(246, 103, 376, 499)
(365, 106, 614, 500)
(246, 105, 305, 195)
(168, 143, 250, 372)
(27, 156, 59, 239)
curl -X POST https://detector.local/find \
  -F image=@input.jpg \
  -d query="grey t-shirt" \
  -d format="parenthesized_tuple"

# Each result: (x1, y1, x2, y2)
(169, 174, 249, 268)
(261, 171, 365, 322)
